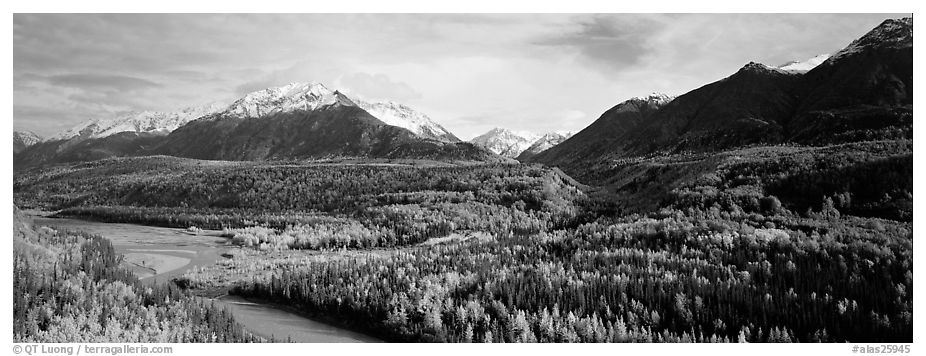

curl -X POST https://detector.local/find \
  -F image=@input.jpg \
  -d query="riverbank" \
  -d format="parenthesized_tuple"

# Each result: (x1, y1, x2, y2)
(211, 295, 384, 343)
(27, 212, 385, 343)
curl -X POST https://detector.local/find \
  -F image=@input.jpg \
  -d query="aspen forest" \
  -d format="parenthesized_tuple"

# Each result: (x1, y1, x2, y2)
(13, 139, 913, 343)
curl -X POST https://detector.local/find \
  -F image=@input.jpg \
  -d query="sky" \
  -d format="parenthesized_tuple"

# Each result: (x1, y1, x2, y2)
(13, 13, 907, 140)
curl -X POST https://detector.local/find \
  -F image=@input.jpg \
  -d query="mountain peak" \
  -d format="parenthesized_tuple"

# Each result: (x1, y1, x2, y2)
(777, 54, 831, 73)
(613, 92, 675, 113)
(633, 92, 675, 105)
(13, 130, 42, 145)
(226, 82, 343, 118)
(486, 127, 513, 134)
(516, 131, 573, 160)
(48, 104, 226, 141)
(830, 17, 912, 62)
(223, 82, 459, 142)
(739, 61, 789, 73)
(352, 99, 459, 142)
(471, 128, 541, 158)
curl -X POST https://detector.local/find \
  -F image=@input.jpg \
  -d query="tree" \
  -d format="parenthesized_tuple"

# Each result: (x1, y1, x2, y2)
(759, 196, 782, 214)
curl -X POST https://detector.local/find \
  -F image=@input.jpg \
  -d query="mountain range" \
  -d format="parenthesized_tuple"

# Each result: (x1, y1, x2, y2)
(156, 88, 488, 161)
(777, 53, 831, 73)
(528, 93, 674, 171)
(529, 17, 912, 184)
(470, 128, 541, 158)
(47, 103, 227, 142)
(14, 17, 912, 177)
(470, 128, 573, 159)
(516, 132, 573, 160)
(13, 131, 42, 154)
(15, 82, 494, 167)
(217, 82, 460, 143)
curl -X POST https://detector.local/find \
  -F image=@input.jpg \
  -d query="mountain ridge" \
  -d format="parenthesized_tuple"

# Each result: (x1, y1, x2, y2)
(529, 17, 912, 185)
(470, 128, 542, 158)
(13, 131, 42, 154)
(47, 103, 227, 142)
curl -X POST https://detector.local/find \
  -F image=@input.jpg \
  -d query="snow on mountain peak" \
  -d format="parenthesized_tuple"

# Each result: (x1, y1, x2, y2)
(739, 61, 793, 75)
(13, 130, 42, 146)
(637, 93, 675, 106)
(351, 99, 459, 142)
(225, 82, 343, 118)
(777, 54, 831, 73)
(614, 92, 676, 113)
(48, 80, 462, 144)
(829, 17, 912, 62)
(48, 103, 226, 141)
(471, 128, 544, 158)
(224, 82, 459, 142)
(521, 132, 572, 157)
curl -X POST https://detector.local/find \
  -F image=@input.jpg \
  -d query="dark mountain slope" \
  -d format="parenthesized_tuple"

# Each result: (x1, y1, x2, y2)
(528, 94, 671, 175)
(15, 94, 500, 168)
(13, 131, 41, 154)
(630, 64, 801, 154)
(787, 17, 913, 143)
(14, 132, 166, 169)
(156, 95, 497, 162)
(531, 17, 912, 185)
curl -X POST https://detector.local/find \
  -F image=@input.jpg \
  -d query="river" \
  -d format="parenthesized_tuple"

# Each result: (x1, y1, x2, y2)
(31, 214, 383, 343)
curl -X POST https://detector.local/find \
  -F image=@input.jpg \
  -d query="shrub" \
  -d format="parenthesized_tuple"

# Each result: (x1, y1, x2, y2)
(759, 196, 782, 214)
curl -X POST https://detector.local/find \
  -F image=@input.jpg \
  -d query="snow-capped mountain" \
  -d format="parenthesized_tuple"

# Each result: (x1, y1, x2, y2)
(613, 93, 676, 113)
(526, 92, 675, 166)
(224, 82, 343, 118)
(516, 132, 574, 160)
(13, 131, 42, 154)
(777, 54, 831, 72)
(735, 62, 798, 76)
(14, 130, 41, 146)
(48, 103, 226, 141)
(222, 82, 459, 142)
(829, 17, 912, 63)
(355, 101, 459, 142)
(470, 128, 543, 158)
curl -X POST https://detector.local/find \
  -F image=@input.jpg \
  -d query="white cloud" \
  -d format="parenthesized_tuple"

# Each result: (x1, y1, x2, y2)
(14, 13, 906, 138)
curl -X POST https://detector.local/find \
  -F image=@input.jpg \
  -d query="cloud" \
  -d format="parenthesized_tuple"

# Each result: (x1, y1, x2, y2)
(338, 73, 422, 102)
(46, 73, 162, 91)
(554, 109, 586, 127)
(13, 13, 908, 138)
(232, 60, 345, 97)
(14, 104, 99, 135)
(535, 14, 662, 72)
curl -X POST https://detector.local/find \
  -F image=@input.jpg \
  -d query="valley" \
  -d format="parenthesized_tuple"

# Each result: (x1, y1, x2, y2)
(12, 15, 913, 344)
(13, 146, 913, 342)
(26, 213, 384, 342)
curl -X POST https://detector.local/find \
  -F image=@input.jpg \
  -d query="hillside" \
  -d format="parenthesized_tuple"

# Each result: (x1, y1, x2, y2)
(13, 131, 42, 154)
(529, 93, 673, 170)
(15, 87, 498, 168)
(156, 93, 494, 162)
(530, 18, 913, 185)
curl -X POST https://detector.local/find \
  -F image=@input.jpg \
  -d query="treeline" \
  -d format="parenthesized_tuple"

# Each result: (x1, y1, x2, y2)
(17, 158, 590, 249)
(12, 208, 260, 342)
(53, 205, 340, 231)
(15, 157, 579, 214)
(220, 207, 911, 343)
(610, 140, 913, 221)
(14, 144, 914, 343)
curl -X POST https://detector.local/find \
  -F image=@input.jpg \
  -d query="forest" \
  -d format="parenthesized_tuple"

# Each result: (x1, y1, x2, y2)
(12, 140, 913, 342)
(15, 157, 588, 248)
(181, 199, 911, 342)
(12, 208, 260, 342)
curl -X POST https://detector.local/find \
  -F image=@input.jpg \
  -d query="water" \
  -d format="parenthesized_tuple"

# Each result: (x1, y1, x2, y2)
(212, 295, 381, 342)
(31, 214, 382, 343)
